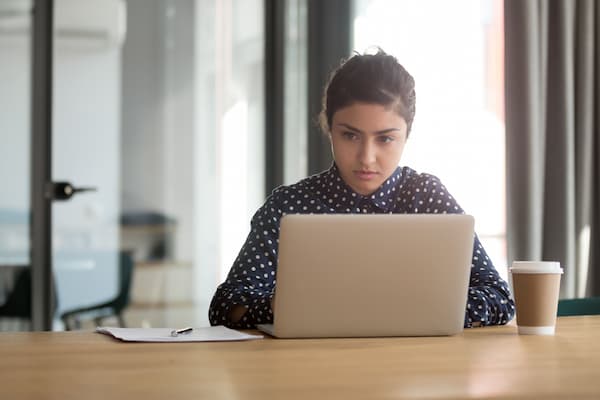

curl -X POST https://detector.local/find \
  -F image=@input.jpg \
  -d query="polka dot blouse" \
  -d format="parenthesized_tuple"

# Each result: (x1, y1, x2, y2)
(209, 164, 515, 329)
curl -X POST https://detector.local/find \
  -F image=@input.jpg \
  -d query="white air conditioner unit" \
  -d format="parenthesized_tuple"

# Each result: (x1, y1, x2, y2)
(0, 0, 127, 49)
(55, 0, 127, 48)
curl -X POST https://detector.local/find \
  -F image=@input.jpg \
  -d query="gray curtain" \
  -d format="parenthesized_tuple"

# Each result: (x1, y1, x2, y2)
(505, 0, 600, 298)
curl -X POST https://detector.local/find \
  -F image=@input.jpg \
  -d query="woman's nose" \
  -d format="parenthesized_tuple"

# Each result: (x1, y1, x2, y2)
(357, 141, 376, 164)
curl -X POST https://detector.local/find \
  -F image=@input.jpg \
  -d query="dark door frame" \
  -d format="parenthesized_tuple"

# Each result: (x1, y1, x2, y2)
(30, 0, 54, 331)
(264, 0, 286, 193)
(307, 0, 351, 175)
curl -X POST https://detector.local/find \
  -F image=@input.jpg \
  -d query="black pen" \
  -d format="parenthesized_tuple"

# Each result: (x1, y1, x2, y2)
(170, 327, 193, 337)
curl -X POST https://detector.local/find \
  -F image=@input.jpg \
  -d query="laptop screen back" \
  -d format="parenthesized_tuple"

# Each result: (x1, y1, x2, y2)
(269, 214, 474, 338)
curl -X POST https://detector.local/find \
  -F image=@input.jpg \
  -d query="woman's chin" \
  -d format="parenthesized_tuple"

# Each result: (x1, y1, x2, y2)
(350, 181, 382, 196)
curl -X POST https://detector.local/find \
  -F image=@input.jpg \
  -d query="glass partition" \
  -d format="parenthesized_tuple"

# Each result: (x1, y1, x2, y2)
(0, 0, 266, 330)
(0, 0, 32, 330)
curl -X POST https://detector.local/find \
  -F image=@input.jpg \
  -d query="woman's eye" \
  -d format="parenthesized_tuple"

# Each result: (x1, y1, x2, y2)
(378, 136, 394, 143)
(342, 131, 358, 140)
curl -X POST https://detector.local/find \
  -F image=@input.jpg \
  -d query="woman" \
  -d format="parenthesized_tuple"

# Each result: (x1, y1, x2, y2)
(209, 49, 515, 329)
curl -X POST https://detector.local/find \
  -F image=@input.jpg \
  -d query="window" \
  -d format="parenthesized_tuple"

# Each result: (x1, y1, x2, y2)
(194, 0, 266, 313)
(353, 0, 507, 279)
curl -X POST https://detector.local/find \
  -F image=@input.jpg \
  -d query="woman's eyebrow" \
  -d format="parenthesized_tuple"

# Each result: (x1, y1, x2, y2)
(337, 123, 403, 135)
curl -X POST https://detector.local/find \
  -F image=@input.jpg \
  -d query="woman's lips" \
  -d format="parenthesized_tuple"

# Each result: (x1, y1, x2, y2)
(354, 170, 379, 180)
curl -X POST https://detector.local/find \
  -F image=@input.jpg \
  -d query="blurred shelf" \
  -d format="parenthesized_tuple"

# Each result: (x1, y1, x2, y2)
(120, 224, 176, 233)
(135, 260, 191, 268)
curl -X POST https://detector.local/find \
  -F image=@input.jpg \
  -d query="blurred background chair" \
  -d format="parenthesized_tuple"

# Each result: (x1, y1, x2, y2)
(61, 251, 134, 330)
(557, 297, 600, 316)
(0, 267, 58, 330)
(0, 268, 32, 330)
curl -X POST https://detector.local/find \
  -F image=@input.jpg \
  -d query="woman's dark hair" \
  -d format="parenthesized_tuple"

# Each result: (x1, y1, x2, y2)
(319, 49, 416, 136)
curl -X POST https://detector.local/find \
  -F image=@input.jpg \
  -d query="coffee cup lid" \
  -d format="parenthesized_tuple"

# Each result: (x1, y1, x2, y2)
(509, 261, 563, 274)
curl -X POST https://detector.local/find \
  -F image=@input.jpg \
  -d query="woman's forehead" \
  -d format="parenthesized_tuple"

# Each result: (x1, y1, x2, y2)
(332, 102, 407, 129)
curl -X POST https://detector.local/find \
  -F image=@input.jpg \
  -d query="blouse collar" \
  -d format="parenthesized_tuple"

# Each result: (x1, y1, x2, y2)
(319, 163, 403, 213)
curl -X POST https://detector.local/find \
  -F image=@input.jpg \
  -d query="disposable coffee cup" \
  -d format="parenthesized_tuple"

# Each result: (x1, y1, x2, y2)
(509, 261, 563, 335)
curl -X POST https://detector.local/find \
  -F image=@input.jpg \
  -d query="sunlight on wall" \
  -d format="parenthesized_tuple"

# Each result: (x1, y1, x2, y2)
(220, 100, 249, 281)
(578, 225, 590, 298)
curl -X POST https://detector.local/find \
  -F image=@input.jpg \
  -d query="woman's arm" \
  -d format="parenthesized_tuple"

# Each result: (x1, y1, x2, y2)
(411, 173, 515, 327)
(208, 194, 282, 328)
(464, 235, 515, 327)
(228, 295, 276, 323)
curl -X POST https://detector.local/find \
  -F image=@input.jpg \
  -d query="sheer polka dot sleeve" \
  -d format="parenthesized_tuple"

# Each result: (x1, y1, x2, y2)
(464, 237, 515, 327)
(208, 192, 283, 328)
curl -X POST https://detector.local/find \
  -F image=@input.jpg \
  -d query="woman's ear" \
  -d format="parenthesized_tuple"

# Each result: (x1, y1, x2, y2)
(329, 132, 335, 158)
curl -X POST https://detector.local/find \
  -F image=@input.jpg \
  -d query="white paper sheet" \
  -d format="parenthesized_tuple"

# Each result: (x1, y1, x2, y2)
(96, 326, 263, 342)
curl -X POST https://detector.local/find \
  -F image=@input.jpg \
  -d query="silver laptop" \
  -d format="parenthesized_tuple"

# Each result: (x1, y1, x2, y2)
(257, 214, 475, 338)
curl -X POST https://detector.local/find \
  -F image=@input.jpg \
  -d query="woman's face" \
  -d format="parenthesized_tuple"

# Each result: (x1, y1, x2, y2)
(330, 102, 408, 196)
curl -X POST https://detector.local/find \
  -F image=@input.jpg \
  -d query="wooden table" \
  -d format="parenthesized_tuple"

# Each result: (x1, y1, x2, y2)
(1, 316, 599, 399)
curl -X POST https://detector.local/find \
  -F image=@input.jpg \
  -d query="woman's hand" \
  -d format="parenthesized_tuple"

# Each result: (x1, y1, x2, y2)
(229, 305, 248, 323)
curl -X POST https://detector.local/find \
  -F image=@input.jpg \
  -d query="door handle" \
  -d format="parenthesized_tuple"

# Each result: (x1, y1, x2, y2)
(46, 181, 97, 201)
